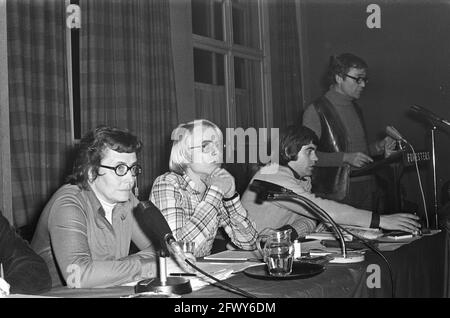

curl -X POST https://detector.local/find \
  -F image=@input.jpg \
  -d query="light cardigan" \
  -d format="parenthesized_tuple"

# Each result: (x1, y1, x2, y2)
(31, 184, 157, 288)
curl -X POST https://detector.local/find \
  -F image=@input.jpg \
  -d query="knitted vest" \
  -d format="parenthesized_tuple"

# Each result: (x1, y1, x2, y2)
(311, 96, 366, 200)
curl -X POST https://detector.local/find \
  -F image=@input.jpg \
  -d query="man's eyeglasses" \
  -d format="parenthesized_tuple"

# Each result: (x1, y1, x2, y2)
(190, 140, 222, 154)
(99, 164, 142, 177)
(345, 74, 369, 85)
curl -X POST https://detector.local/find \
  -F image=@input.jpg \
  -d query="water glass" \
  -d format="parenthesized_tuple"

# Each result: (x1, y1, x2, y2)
(257, 229, 294, 277)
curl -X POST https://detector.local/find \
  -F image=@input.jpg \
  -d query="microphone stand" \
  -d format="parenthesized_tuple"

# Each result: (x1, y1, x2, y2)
(431, 126, 439, 229)
(135, 249, 192, 295)
(266, 192, 364, 263)
(409, 105, 450, 229)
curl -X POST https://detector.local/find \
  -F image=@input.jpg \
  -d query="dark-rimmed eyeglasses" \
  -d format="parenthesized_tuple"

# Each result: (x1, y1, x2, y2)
(190, 140, 222, 154)
(345, 74, 369, 84)
(99, 164, 142, 177)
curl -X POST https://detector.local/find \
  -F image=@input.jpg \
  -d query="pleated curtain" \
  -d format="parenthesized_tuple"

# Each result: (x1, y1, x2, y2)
(268, 0, 303, 130)
(79, 0, 178, 199)
(7, 0, 72, 229)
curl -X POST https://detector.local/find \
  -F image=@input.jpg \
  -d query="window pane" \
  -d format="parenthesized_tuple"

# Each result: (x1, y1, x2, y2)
(192, 0, 223, 41)
(232, 0, 260, 49)
(194, 48, 224, 85)
(194, 83, 228, 132)
(213, 0, 223, 40)
(234, 57, 263, 129)
(194, 50, 227, 131)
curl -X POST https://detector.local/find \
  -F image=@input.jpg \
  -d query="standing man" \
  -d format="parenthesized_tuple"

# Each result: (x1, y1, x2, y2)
(302, 53, 395, 211)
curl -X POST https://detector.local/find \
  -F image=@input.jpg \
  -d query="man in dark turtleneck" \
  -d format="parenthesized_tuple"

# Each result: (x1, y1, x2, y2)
(302, 53, 395, 211)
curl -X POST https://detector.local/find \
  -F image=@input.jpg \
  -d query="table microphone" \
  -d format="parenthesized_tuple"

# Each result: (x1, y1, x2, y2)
(133, 201, 258, 298)
(249, 178, 295, 204)
(133, 201, 192, 294)
(249, 179, 365, 264)
(133, 201, 188, 264)
(410, 105, 450, 128)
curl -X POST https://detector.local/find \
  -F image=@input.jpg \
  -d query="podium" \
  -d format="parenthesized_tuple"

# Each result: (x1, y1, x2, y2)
(350, 149, 431, 212)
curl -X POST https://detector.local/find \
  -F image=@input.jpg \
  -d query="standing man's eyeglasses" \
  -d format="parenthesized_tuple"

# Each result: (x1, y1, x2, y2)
(345, 74, 369, 84)
(100, 164, 142, 177)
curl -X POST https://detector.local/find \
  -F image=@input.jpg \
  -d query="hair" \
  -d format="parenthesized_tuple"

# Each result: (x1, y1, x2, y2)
(278, 125, 319, 166)
(169, 119, 222, 175)
(66, 125, 142, 189)
(323, 53, 368, 88)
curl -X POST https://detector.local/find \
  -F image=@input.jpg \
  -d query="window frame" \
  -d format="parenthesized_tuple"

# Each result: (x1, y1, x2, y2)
(192, 0, 272, 129)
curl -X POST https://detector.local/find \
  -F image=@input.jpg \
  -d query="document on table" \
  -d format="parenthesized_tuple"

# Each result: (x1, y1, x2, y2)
(202, 249, 262, 262)
(189, 257, 263, 291)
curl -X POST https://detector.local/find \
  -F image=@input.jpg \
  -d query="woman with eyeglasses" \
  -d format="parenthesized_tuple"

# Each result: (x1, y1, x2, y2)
(150, 119, 258, 257)
(31, 126, 158, 288)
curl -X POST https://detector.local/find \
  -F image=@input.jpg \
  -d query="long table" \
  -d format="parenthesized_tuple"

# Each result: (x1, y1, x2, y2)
(41, 230, 448, 298)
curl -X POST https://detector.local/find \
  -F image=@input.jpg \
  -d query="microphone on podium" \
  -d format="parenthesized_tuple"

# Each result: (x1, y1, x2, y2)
(386, 123, 430, 230)
(386, 125, 407, 143)
(133, 201, 192, 294)
(410, 105, 450, 128)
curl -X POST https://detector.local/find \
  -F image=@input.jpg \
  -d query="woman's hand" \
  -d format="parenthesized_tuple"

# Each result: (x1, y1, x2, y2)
(379, 213, 421, 233)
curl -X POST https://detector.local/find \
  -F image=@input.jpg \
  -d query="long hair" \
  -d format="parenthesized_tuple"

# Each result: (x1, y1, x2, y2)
(169, 119, 222, 175)
(279, 125, 319, 166)
(66, 126, 142, 189)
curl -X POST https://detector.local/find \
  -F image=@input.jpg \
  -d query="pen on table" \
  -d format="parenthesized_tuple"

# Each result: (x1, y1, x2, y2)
(169, 272, 197, 277)
(0, 263, 3, 279)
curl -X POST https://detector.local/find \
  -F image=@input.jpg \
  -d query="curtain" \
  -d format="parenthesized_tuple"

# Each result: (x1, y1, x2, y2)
(7, 0, 72, 229)
(268, 0, 303, 130)
(79, 0, 178, 199)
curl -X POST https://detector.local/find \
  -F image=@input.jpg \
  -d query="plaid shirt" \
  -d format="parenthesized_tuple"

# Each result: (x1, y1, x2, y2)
(150, 172, 257, 257)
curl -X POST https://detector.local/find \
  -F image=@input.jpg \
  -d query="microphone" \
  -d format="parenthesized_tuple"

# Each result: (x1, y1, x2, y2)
(133, 201, 258, 298)
(133, 201, 186, 261)
(386, 125, 407, 143)
(410, 105, 450, 128)
(249, 179, 294, 204)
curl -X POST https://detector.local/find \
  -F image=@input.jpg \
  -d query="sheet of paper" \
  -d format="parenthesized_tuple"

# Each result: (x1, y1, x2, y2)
(203, 249, 261, 261)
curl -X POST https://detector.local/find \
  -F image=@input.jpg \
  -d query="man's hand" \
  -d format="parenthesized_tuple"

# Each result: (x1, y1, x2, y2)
(343, 152, 373, 168)
(208, 168, 236, 198)
(383, 136, 397, 158)
(379, 213, 421, 233)
(375, 136, 397, 158)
